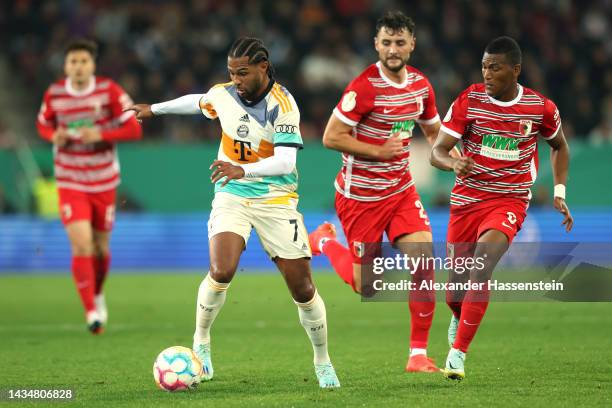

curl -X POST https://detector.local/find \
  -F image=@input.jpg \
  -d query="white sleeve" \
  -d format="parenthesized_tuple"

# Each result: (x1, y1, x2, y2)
(151, 94, 203, 115)
(240, 146, 297, 178)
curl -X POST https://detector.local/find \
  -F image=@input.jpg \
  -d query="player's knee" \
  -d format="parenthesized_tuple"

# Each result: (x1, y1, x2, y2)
(292, 282, 315, 303)
(209, 263, 236, 284)
(71, 241, 94, 257)
(93, 242, 110, 258)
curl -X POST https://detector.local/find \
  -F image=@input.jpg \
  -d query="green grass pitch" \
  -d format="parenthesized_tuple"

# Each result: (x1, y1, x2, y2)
(0, 272, 611, 407)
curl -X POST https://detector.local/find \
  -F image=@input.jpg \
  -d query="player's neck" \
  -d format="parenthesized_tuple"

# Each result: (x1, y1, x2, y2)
(241, 76, 274, 107)
(379, 64, 406, 85)
(253, 76, 271, 99)
(495, 83, 519, 102)
(71, 78, 91, 91)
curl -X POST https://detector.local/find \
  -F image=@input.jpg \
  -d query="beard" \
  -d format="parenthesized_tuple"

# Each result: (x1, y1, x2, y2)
(382, 57, 407, 73)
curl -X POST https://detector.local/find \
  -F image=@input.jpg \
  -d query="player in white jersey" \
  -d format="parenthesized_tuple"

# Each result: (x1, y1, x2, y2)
(127, 37, 339, 388)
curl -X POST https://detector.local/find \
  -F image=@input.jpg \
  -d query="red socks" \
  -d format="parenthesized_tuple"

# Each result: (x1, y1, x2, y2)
(71, 256, 96, 313)
(447, 299, 463, 319)
(408, 265, 435, 349)
(94, 254, 110, 295)
(321, 240, 355, 291)
(453, 287, 490, 352)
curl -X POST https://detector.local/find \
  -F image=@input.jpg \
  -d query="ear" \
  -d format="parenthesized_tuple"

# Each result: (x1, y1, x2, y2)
(259, 60, 269, 74)
(411, 36, 416, 52)
(514, 64, 521, 77)
(374, 36, 380, 52)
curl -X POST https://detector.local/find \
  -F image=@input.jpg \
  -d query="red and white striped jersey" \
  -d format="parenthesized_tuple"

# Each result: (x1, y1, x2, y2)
(37, 76, 140, 193)
(333, 62, 439, 202)
(441, 83, 561, 207)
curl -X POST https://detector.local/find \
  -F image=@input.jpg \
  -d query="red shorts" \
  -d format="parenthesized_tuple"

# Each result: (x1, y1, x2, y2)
(447, 198, 527, 245)
(58, 188, 116, 232)
(335, 186, 431, 264)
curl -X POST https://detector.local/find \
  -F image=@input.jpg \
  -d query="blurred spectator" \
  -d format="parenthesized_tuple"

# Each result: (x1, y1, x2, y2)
(0, 184, 17, 214)
(2, 0, 610, 141)
(31, 168, 59, 219)
(0, 120, 17, 149)
(589, 96, 612, 145)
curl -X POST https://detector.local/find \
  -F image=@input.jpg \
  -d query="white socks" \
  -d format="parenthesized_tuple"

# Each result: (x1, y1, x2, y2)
(295, 291, 330, 365)
(410, 348, 427, 357)
(193, 274, 229, 346)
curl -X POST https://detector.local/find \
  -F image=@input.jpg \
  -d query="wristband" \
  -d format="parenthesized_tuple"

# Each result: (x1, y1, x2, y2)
(554, 184, 566, 200)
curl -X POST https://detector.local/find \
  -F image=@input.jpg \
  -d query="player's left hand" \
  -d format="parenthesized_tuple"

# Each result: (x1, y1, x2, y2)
(210, 160, 245, 186)
(553, 197, 573, 232)
(79, 127, 103, 144)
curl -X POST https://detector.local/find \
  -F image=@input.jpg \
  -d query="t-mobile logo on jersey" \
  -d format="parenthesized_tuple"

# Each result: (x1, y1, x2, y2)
(233, 140, 253, 161)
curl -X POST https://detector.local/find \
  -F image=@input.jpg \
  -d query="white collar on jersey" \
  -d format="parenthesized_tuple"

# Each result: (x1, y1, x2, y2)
(487, 84, 523, 107)
(376, 61, 409, 89)
(65, 76, 96, 96)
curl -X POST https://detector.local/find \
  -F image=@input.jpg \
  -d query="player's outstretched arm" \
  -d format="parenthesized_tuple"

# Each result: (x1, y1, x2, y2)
(430, 131, 473, 176)
(125, 94, 204, 121)
(322, 114, 402, 160)
(546, 128, 573, 232)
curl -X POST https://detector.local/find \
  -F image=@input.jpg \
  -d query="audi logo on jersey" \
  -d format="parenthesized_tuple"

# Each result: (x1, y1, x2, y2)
(275, 124, 297, 134)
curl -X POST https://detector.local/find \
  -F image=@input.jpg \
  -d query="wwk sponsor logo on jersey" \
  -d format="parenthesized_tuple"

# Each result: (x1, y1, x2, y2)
(480, 134, 520, 161)
(390, 120, 415, 140)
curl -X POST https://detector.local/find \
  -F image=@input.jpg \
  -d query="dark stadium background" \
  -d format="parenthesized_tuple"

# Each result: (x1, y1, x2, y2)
(1, 0, 611, 270)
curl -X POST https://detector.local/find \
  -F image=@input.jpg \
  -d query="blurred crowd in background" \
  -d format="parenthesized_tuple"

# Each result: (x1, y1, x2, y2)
(2, 0, 611, 145)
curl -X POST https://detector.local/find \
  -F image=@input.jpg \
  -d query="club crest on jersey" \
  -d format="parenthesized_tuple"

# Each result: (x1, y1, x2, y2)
(341, 91, 357, 112)
(237, 124, 249, 138)
(415, 96, 423, 114)
(519, 120, 532, 136)
(352, 241, 364, 258)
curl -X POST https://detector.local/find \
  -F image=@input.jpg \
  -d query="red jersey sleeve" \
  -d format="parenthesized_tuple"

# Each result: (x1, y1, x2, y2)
(332, 76, 375, 127)
(36, 89, 56, 141)
(440, 86, 472, 139)
(540, 98, 561, 140)
(415, 78, 440, 125)
(101, 81, 142, 142)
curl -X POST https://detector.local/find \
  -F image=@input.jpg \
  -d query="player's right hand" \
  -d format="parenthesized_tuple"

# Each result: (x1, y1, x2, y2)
(453, 156, 474, 177)
(51, 127, 69, 147)
(124, 104, 154, 121)
(376, 133, 404, 160)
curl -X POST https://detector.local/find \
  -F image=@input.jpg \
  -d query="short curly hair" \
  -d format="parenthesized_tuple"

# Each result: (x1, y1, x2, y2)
(375, 11, 415, 36)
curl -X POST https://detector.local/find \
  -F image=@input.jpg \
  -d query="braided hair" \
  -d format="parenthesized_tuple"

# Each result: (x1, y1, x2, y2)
(228, 37, 274, 78)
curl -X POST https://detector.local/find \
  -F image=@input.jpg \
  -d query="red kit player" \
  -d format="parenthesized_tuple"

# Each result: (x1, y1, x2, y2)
(430, 36, 573, 379)
(309, 11, 457, 373)
(36, 39, 142, 334)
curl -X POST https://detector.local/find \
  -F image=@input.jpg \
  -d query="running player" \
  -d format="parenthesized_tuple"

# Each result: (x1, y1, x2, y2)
(430, 36, 573, 380)
(36, 39, 142, 334)
(127, 37, 340, 388)
(309, 11, 456, 373)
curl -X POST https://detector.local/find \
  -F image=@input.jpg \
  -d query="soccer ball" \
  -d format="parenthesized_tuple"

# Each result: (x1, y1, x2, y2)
(153, 346, 203, 392)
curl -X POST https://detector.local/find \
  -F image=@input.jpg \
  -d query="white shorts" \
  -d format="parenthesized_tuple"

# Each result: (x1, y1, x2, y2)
(208, 192, 312, 260)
